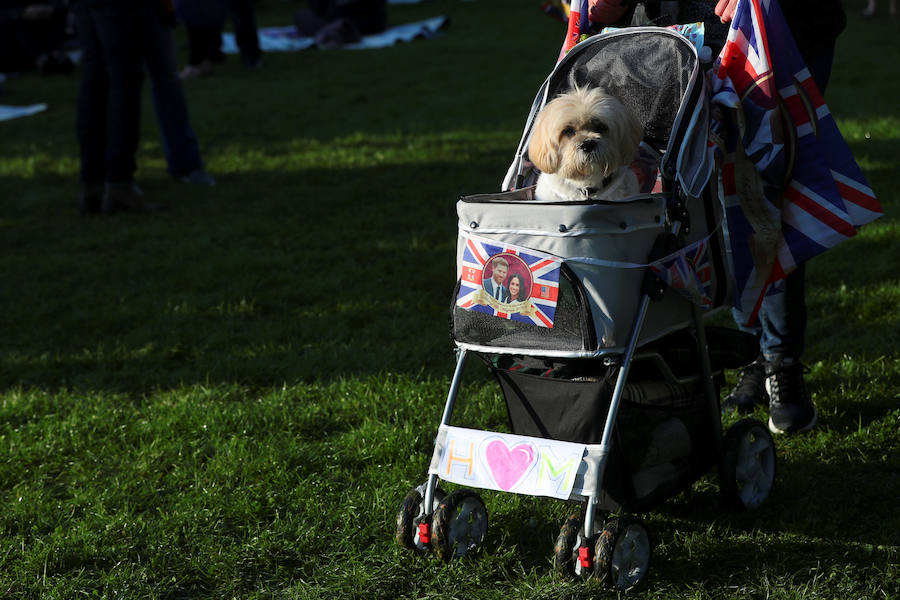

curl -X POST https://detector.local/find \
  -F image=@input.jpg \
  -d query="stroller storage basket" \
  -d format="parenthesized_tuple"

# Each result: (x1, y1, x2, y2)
(487, 333, 720, 511)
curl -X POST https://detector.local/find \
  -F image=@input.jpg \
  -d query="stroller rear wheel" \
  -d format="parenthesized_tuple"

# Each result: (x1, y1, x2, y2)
(594, 516, 652, 591)
(431, 489, 488, 561)
(395, 484, 446, 552)
(720, 418, 776, 510)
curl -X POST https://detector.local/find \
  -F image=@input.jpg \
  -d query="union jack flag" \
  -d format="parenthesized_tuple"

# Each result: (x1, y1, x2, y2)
(650, 237, 714, 307)
(457, 235, 562, 328)
(711, 0, 882, 325)
(558, 0, 590, 61)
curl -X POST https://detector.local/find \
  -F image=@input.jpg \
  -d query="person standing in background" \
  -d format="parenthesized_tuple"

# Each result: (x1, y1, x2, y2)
(76, 0, 157, 214)
(714, 0, 846, 435)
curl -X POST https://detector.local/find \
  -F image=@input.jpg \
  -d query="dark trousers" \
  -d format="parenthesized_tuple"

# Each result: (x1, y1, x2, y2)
(185, 0, 260, 66)
(229, 0, 261, 61)
(185, 25, 222, 66)
(75, 3, 144, 184)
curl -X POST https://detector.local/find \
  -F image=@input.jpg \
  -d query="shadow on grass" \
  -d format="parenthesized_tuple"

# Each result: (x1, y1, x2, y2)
(0, 157, 510, 394)
(652, 533, 895, 589)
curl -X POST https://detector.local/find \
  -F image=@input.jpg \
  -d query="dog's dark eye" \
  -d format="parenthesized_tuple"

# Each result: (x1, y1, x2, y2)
(562, 126, 576, 138)
(589, 121, 608, 134)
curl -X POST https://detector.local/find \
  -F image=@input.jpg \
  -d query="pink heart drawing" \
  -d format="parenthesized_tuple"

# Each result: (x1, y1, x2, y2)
(484, 440, 536, 491)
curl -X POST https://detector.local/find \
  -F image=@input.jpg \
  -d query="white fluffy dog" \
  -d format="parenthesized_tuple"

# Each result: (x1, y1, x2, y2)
(528, 87, 644, 202)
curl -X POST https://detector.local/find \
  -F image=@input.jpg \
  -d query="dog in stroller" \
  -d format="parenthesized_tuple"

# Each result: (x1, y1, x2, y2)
(394, 26, 777, 591)
(529, 86, 644, 203)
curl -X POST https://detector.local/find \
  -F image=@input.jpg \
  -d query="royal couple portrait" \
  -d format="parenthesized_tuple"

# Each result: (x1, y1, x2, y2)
(482, 256, 529, 304)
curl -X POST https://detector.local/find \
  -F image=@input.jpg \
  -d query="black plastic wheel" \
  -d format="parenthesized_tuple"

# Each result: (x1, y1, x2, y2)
(431, 489, 488, 561)
(395, 484, 445, 552)
(552, 513, 583, 578)
(594, 516, 652, 591)
(720, 418, 776, 510)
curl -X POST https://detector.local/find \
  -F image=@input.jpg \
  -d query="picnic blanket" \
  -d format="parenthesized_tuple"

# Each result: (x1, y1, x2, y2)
(0, 103, 47, 122)
(221, 15, 447, 53)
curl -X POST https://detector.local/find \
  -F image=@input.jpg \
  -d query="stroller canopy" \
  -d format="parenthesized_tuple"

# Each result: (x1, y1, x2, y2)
(503, 27, 713, 199)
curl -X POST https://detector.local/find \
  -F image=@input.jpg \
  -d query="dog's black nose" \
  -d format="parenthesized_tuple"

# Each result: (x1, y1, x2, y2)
(579, 139, 597, 152)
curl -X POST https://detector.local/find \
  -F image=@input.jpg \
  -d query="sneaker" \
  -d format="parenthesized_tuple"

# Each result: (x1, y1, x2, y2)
(722, 356, 768, 414)
(178, 168, 216, 186)
(765, 359, 817, 434)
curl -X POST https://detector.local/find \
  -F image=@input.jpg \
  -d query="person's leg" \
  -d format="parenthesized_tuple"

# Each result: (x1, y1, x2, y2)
(88, 3, 162, 212)
(89, 4, 143, 185)
(757, 264, 807, 362)
(863, 0, 877, 17)
(750, 48, 835, 433)
(209, 25, 226, 64)
(180, 25, 216, 78)
(757, 50, 832, 362)
(185, 25, 215, 67)
(230, 0, 262, 66)
(75, 5, 107, 212)
(143, 16, 205, 177)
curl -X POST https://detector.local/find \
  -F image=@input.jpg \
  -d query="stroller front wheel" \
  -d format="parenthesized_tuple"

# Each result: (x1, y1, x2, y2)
(395, 484, 446, 552)
(431, 489, 488, 561)
(594, 516, 652, 591)
(552, 513, 584, 578)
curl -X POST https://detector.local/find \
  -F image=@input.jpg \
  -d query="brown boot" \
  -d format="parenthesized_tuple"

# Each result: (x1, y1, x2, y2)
(101, 182, 164, 214)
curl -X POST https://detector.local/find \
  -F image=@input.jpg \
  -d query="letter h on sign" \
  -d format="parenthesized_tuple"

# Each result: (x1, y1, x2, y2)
(445, 439, 475, 478)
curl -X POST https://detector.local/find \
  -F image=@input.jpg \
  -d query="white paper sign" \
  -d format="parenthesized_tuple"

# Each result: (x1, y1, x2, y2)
(429, 426, 586, 500)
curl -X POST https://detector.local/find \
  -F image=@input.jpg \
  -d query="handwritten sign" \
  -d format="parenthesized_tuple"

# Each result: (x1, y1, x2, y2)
(430, 426, 585, 500)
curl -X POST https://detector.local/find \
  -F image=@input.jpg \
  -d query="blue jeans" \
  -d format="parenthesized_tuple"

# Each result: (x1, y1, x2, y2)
(743, 49, 835, 361)
(76, 2, 144, 184)
(144, 14, 205, 177)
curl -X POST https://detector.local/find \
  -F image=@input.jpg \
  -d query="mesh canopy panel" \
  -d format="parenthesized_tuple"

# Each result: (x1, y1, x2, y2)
(547, 30, 698, 149)
(503, 27, 711, 198)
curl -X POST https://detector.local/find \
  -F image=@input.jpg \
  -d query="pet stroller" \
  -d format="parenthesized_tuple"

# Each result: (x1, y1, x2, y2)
(395, 26, 776, 590)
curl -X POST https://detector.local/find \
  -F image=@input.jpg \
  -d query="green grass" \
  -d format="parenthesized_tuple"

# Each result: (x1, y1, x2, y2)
(1, 1, 898, 598)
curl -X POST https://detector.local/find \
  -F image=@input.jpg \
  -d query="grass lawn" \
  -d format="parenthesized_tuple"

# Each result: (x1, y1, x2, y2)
(0, 0, 897, 598)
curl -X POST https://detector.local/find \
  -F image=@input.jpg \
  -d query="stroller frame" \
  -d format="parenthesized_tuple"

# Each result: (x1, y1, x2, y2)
(395, 27, 777, 589)
(429, 213, 720, 524)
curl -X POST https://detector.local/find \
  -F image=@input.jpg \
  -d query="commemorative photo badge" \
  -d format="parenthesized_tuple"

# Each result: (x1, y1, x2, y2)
(456, 234, 563, 328)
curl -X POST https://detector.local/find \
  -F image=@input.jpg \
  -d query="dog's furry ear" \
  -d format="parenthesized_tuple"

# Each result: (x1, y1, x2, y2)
(528, 108, 560, 174)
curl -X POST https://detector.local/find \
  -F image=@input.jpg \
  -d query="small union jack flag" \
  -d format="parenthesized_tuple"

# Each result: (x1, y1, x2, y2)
(457, 235, 563, 328)
(650, 237, 714, 308)
(558, 0, 591, 61)
(711, 0, 882, 325)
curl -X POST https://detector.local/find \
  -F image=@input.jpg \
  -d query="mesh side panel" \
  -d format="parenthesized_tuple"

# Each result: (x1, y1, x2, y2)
(451, 266, 594, 352)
